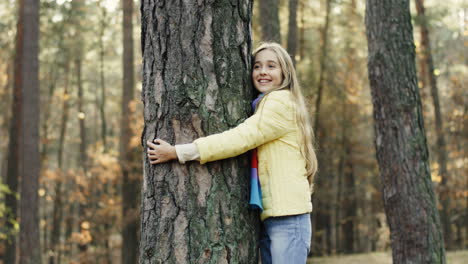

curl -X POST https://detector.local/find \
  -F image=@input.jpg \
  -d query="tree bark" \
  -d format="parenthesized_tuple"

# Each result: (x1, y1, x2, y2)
(299, 0, 305, 60)
(414, 0, 452, 248)
(19, 0, 42, 263)
(4, 1, 24, 262)
(121, 0, 140, 263)
(98, 3, 108, 152)
(140, 1, 258, 263)
(365, 0, 446, 262)
(259, 0, 281, 43)
(287, 0, 298, 65)
(342, 142, 356, 253)
(76, 55, 87, 172)
(49, 60, 71, 264)
(313, 0, 332, 138)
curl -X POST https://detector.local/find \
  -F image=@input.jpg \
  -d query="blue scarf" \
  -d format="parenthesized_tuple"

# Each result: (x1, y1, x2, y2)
(249, 94, 264, 210)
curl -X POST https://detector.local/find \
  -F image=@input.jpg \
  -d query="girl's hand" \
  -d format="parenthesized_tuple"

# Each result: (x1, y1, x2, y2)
(147, 139, 177, 164)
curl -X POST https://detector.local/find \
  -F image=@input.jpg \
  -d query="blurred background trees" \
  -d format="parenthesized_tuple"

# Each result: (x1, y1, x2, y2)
(0, 0, 466, 263)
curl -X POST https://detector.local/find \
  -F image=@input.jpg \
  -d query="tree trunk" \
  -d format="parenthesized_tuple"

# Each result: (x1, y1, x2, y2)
(342, 142, 356, 253)
(287, 0, 298, 65)
(299, 0, 305, 60)
(4, 1, 24, 262)
(311, 1, 332, 249)
(414, 0, 452, 248)
(259, 0, 281, 43)
(98, 3, 108, 152)
(76, 55, 87, 172)
(365, 0, 446, 262)
(49, 60, 70, 264)
(313, 0, 332, 138)
(19, 0, 42, 263)
(140, 1, 258, 263)
(121, 0, 140, 263)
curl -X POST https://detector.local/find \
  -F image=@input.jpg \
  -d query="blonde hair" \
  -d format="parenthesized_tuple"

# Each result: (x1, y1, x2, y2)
(253, 42, 318, 191)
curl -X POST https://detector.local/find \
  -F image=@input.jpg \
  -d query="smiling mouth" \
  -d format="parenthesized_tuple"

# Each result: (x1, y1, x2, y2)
(258, 79, 271, 83)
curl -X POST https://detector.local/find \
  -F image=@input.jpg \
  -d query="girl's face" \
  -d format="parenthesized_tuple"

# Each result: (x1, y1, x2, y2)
(252, 49, 283, 93)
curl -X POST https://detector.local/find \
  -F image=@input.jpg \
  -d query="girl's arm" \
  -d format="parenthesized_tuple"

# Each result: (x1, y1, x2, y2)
(147, 90, 292, 165)
(194, 91, 293, 164)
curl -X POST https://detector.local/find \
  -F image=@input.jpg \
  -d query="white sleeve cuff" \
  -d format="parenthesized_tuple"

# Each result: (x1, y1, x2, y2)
(175, 143, 200, 164)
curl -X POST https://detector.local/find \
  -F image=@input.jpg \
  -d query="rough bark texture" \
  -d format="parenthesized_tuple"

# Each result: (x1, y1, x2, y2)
(19, 0, 42, 263)
(121, 0, 140, 263)
(365, 0, 446, 263)
(259, 0, 281, 43)
(414, 0, 452, 248)
(287, 0, 298, 65)
(140, 1, 258, 263)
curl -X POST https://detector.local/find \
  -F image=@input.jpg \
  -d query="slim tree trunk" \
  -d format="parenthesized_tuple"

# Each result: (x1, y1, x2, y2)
(414, 0, 452, 248)
(19, 0, 42, 263)
(259, 0, 281, 43)
(299, 0, 305, 60)
(311, 1, 332, 244)
(4, 1, 24, 262)
(76, 55, 87, 171)
(365, 0, 446, 262)
(342, 142, 356, 253)
(49, 61, 70, 264)
(121, 0, 139, 263)
(287, 0, 298, 65)
(313, 0, 332, 138)
(140, 1, 257, 263)
(98, 3, 108, 152)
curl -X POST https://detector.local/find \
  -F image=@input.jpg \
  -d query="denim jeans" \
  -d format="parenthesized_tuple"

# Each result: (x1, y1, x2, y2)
(260, 213, 312, 264)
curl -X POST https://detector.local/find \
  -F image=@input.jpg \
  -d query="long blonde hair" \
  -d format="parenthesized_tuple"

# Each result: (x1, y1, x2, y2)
(253, 42, 318, 191)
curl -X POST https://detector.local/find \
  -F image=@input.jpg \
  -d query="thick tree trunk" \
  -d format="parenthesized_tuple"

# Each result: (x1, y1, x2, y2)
(121, 0, 140, 263)
(414, 0, 452, 248)
(259, 0, 281, 43)
(287, 0, 298, 65)
(140, 1, 258, 263)
(365, 0, 446, 263)
(19, 0, 42, 263)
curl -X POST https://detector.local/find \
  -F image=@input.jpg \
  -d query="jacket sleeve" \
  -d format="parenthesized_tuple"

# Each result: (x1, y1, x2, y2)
(194, 91, 293, 164)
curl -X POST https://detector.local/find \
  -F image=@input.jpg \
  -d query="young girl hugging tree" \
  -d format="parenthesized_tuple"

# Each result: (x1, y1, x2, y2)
(146, 42, 318, 264)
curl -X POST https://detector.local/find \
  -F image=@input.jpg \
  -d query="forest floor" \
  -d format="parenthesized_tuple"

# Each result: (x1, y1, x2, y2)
(307, 250, 468, 264)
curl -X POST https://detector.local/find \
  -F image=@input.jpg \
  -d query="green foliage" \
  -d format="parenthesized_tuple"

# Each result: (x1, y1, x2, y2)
(0, 183, 19, 241)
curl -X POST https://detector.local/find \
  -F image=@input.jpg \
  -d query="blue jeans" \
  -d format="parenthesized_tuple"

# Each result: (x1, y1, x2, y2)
(260, 213, 312, 264)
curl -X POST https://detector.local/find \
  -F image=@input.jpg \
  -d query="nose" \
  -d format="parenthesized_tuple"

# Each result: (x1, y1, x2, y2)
(259, 67, 266, 75)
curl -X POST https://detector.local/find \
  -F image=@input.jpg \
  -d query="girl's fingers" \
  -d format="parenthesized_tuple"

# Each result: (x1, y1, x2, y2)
(147, 140, 158, 149)
(154, 138, 169, 146)
(147, 148, 158, 155)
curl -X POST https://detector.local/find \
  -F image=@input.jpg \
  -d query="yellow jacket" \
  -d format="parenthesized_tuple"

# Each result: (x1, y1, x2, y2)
(194, 89, 312, 221)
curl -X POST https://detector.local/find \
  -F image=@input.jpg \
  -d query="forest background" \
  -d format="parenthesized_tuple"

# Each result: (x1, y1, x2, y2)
(0, 0, 466, 263)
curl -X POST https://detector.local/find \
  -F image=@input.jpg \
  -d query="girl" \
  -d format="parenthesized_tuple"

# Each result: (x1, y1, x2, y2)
(147, 42, 318, 264)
